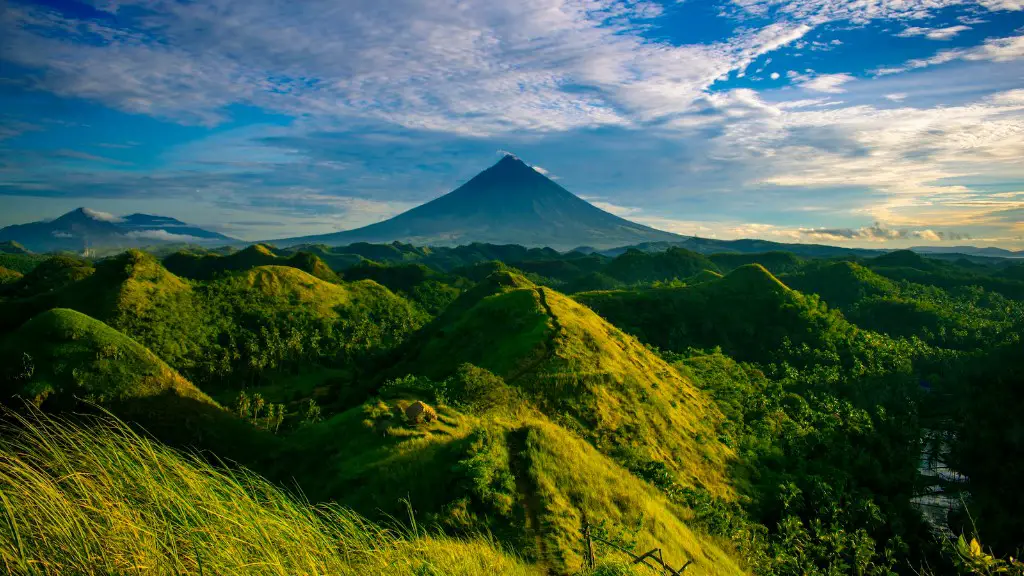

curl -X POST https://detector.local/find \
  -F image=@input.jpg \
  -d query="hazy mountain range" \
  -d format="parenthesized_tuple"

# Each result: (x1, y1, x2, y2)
(0, 208, 235, 253)
(2, 156, 1021, 258)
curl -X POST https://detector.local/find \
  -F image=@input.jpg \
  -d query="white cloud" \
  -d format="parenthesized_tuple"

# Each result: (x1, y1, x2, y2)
(885, 93, 908, 102)
(991, 89, 1024, 104)
(796, 224, 952, 243)
(875, 33, 1024, 75)
(796, 73, 856, 93)
(0, 0, 814, 134)
(730, 0, 1024, 23)
(770, 72, 780, 79)
(124, 229, 206, 242)
(581, 197, 643, 217)
(977, 0, 1024, 9)
(897, 25, 972, 40)
(81, 208, 123, 222)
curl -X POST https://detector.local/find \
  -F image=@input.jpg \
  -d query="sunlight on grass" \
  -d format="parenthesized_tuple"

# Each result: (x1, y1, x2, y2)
(0, 408, 540, 576)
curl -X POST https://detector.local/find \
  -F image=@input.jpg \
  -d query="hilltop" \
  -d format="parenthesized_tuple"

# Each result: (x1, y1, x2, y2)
(387, 271, 734, 496)
(0, 308, 212, 408)
(0, 250, 427, 387)
(275, 156, 683, 250)
(281, 397, 745, 575)
(164, 244, 340, 282)
(576, 264, 854, 365)
(783, 261, 900, 310)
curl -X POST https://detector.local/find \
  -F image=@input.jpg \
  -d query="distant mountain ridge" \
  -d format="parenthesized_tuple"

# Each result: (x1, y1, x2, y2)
(274, 155, 685, 250)
(0, 208, 236, 253)
(910, 245, 1024, 258)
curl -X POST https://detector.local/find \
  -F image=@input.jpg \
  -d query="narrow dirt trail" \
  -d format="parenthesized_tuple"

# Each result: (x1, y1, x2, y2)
(507, 426, 554, 574)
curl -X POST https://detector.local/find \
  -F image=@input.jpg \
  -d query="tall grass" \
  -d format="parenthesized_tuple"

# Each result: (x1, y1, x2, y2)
(0, 408, 539, 575)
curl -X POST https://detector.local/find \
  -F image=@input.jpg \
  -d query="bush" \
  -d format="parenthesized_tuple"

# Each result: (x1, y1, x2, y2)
(445, 363, 517, 414)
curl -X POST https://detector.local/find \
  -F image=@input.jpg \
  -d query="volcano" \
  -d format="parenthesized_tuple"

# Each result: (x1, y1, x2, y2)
(276, 155, 684, 250)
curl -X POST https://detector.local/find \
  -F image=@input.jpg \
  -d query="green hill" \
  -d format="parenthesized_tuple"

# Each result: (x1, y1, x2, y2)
(0, 255, 95, 298)
(686, 269, 723, 285)
(709, 251, 805, 275)
(576, 264, 854, 365)
(782, 261, 900, 310)
(604, 247, 719, 285)
(0, 266, 22, 285)
(0, 308, 211, 407)
(164, 244, 341, 282)
(0, 251, 427, 387)
(388, 271, 734, 498)
(281, 395, 744, 575)
(0, 240, 30, 254)
(0, 307, 285, 469)
(869, 249, 939, 271)
(343, 261, 463, 314)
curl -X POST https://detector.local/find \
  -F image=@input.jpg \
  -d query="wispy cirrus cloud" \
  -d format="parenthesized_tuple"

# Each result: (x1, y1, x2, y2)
(874, 33, 1024, 75)
(897, 25, 973, 40)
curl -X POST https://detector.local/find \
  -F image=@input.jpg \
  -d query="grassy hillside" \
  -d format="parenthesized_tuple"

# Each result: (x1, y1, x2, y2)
(279, 394, 745, 576)
(343, 261, 464, 314)
(0, 408, 541, 576)
(783, 260, 1024, 349)
(0, 308, 211, 407)
(164, 244, 341, 282)
(867, 250, 1024, 300)
(0, 240, 30, 254)
(0, 266, 22, 285)
(0, 255, 94, 298)
(782, 261, 899, 310)
(604, 247, 719, 284)
(576, 264, 854, 366)
(708, 251, 805, 275)
(389, 271, 734, 498)
(0, 251, 427, 387)
(687, 269, 723, 285)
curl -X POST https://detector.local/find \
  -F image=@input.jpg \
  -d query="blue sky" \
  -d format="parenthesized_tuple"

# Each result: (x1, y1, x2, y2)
(1, 0, 1023, 248)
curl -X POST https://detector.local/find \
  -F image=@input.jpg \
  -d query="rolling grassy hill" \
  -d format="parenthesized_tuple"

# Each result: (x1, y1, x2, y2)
(0, 267, 22, 285)
(278, 393, 745, 575)
(0, 308, 280, 465)
(603, 247, 719, 284)
(782, 261, 900, 310)
(0, 308, 211, 408)
(0, 255, 94, 298)
(164, 244, 340, 282)
(387, 271, 735, 498)
(0, 251, 427, 387)
(575, 264, 854, 365)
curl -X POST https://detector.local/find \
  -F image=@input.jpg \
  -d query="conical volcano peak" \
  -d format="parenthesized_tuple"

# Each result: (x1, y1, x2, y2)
(274, 155, 685, 250)
(489, 154, 541, 177)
